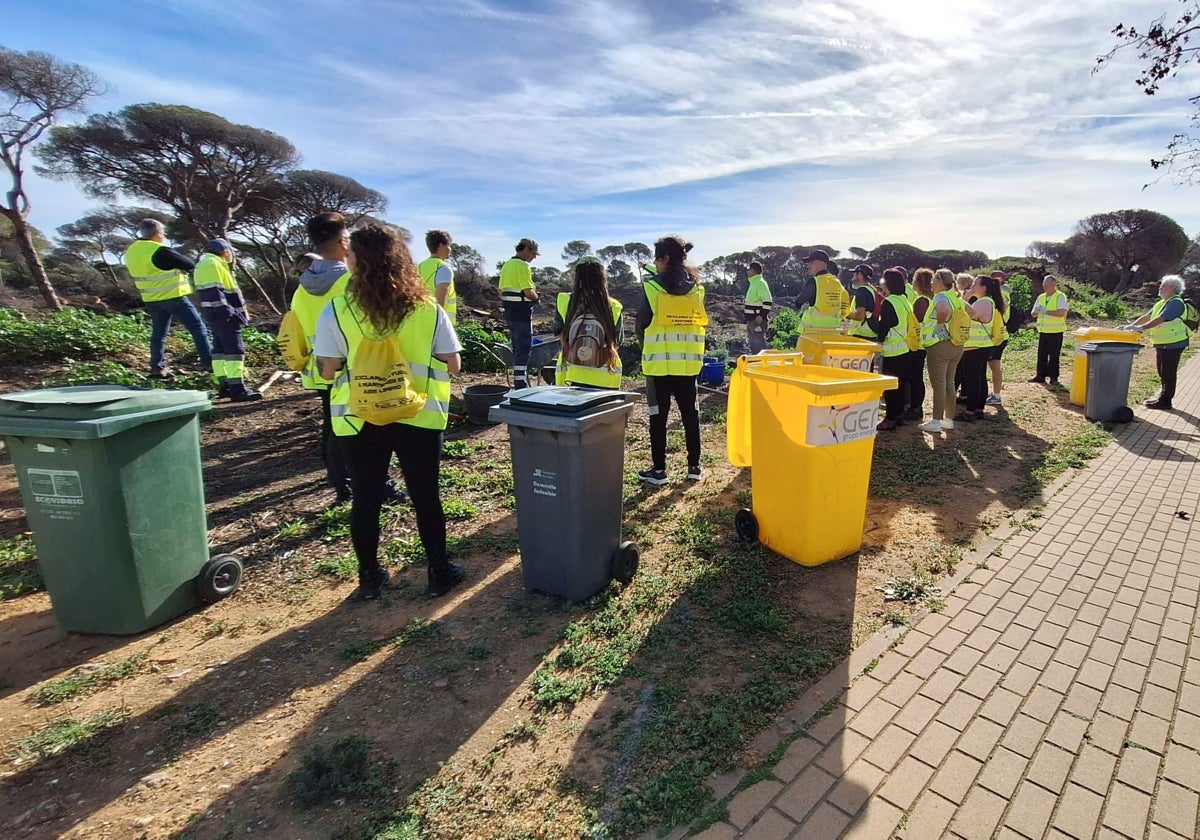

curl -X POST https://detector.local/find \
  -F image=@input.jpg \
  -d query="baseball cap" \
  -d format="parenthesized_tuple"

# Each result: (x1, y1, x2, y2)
(802, 249, 830, 263)
(853, 263, 874, 277)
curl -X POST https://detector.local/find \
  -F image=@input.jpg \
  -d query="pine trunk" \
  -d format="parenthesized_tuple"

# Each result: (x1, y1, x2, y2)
(2, 209, 62, 311)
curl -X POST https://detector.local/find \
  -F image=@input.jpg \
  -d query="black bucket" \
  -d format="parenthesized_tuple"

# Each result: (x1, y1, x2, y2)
(463, 384, 509, 425)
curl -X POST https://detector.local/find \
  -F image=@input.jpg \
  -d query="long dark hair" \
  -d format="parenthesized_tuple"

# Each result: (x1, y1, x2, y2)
(565, 260, 619, 369)
(978, 275, 1006, 316)
(347, 224, 429, 333)
(654, 235, 699, 283)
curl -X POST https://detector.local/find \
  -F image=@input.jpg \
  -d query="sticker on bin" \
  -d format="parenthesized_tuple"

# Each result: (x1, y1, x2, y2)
(806, 399, 879, 446)
(824, 353, 873, 372)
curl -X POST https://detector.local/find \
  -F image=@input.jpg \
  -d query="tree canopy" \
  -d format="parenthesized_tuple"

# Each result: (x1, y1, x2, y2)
(38, 103, 298, 240)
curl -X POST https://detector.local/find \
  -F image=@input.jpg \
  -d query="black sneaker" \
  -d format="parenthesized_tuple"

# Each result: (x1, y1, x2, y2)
(228, 387, 263, 402)
(426, 561, 465, 597)
(1145, 399, 1173, 410)
(638, 468, 668, 486)
(347, 568, 390, 601)
(383, 485, 409, 506)
(902, 408, 923, 422)
(685, 465, 703, 481)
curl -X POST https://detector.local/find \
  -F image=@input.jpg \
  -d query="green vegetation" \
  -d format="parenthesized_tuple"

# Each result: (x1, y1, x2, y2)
(768, 308, 801, 350)
(455, 320, 509, 373)
(312, 554, 358, 581)
(392, 618, 440, 647)
(30, 654, 147, 705)
(0, 307, 145, 363)
(15, 707, 130, 760)
(342, 640, 385, 662)
(440, 440, 475, 459)
(1018, 422, 1114, 500)
(0, 534, 41, 602)
(159, 700, 224, 745)
(286, 736, 381, 806)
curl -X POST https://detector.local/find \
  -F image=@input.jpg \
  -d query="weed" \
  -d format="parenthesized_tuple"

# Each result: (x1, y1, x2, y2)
(15, 707, 130, 759)
(316, 502, 353, 538)
(161, 700, 223, 744)
(30, 654, 147, 706)
(442, 498, 478, 521)
(927, 599, 947, 613)
(286, 736, 381, 806)
(277, 519, 308, 539)
(392, 618, 440, 647)
(0, 534, 42, 602)
(1017, 423, 1113, 500)
(441, 440, 475, 459)
(466, 644, 493, 660)
(862, 657, 880, 674)
(381, 535, 425, 566)
(883, 612, 908, 626)
(200, 619, 246, 640)
(878, 575, 942, 603)
(313, 554, 358, 581)
(342, 640, 384, 662)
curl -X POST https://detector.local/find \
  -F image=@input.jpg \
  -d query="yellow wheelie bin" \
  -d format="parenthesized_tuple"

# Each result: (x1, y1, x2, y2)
(733, 353, 896, 566)
(727, 351, 790, 468)
(1069, 327, 1141, 406)
(796, 332, 881, 373)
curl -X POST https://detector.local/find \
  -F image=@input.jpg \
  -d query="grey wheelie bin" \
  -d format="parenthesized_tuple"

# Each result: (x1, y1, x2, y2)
(0, 386, 242, 634)
(490, 386, 639, 601)
(1081, 341, 1142, 423)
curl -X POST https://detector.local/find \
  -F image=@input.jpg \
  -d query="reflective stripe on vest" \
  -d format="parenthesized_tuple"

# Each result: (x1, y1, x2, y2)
(291, 271, 351, 389)
(1145, 296, 1191, 345)
(800, 272, 847, 332)
(554, 292, 623, 388)
(418, 256, 457, 324)
(193, 253, 243, 315)
(1036, 291, 1067, 333)
(882, 295, 912, 357)
(499, 257, 533, 303)
(329, 296, 450, 434)
(642, 282, 706, 376)
(124, 239, 191, 301)
(966, 309, 995, 348)
(921, 293, 952, 347)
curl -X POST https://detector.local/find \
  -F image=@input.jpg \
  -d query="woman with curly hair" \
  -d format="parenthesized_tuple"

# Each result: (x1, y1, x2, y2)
(315, 224, 464, 600)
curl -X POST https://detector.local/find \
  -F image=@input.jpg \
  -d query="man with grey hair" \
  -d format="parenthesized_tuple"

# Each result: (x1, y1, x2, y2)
(123, 219, 212, 378)
(1126, 274, 1193, 410)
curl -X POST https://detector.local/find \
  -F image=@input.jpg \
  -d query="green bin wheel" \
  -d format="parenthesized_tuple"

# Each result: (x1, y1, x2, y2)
(611, 541, 639, 585)
(197, 554, 243, 604)
(735, 508, 759, 542)
(1113, 406, 1134, 424)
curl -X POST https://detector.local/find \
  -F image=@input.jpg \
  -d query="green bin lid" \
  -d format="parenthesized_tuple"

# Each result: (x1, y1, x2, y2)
(0, 386, 211, 439)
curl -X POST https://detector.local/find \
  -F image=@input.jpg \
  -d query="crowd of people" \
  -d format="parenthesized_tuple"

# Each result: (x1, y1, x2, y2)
(121, 224, 1192, 601)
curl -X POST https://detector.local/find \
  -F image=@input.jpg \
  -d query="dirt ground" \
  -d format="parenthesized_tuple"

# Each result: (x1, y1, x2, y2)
(0, 324, 1160, 839)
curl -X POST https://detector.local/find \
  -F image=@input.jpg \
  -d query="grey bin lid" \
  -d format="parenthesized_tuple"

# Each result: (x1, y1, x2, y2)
(490, 386, 637, 432)
(1079, 341, 1142, 354)
(0, 385, 212, 440)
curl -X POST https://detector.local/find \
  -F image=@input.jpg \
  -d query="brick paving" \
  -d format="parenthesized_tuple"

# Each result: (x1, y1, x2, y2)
(676, 354, 1200, 840)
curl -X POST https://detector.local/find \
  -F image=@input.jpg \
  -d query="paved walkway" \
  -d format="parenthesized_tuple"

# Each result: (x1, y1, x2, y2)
(682, 354, 1200, 840)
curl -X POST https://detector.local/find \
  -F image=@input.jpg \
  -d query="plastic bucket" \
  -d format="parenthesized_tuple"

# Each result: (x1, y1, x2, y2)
(463, 384, 509, 425)
(700, 358, 726, 386)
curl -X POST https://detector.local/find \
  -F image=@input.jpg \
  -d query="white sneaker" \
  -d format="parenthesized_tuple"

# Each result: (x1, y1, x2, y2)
(985, 393, 1002, 406)
(918, 420, 942, 433)
(941, 419, 955, 430)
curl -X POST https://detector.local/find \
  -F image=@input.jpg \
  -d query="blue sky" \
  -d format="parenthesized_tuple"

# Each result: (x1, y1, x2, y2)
(6, 0, 1200, 268)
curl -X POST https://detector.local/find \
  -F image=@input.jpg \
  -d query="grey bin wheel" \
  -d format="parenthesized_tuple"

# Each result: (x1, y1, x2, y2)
(1113, 406, 1135, 424)
(197, 554, 243, 604)
(735, 508, 759, 542)
(612, 541, 639, 584)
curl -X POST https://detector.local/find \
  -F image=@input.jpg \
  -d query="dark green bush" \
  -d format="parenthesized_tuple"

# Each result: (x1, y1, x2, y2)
(455, 319, 509, 373)
(768, 308, 801, 350)
(0, 307, 147, 363)
(285, 736, 380, 806)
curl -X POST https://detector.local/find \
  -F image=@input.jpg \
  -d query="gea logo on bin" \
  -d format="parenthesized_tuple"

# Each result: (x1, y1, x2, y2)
(806, 399, 878, 446)
(825, 354, 872, 372)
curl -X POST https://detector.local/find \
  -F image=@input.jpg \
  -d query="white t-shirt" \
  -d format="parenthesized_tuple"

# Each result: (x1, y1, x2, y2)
(314, 300, 462, 361)
(434, 264, 453, 288)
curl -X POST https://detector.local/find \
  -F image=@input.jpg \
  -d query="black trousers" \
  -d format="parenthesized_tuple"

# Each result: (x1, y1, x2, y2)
(881, 353, 910, 420)
(1036, 331, 1064, 381)
(341, 422, 446, 586)
(960, 348, 991, 412)
(504, 304, 533, 387)
(317, 388, 351, 494)
(907, 349, 927, 411)
(1156, 345, 1185, 403)
(647, 374, 701, 471)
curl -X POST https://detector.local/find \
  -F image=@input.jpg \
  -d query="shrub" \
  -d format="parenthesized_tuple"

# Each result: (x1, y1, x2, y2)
(0, 307, 147, 363)
(286, 736, 380, 805)
(1007, 274, 1033, 330)
(769, 308, 801, 350)
(455, 319, 509, 373)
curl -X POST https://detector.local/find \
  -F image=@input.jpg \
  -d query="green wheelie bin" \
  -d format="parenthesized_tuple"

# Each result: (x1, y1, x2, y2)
(0, 386, 242, 634)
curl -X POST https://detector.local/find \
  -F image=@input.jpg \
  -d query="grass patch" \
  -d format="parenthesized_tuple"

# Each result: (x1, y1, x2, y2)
(342, 640, 385, 662)
(442, 498, 478, 521)
(159, 700, 223, 745)
(277, 519, 308, 539)
(441, 440, 475, 459)
(30, 654, 147, 705)
(392, 618, 441, 647)
(286, 736, 381, 806)
(313, 554, 358, 581)
(1017, 422, 1113, 500)
(14, 707, 130, 760)
(0, 534, 42, 602)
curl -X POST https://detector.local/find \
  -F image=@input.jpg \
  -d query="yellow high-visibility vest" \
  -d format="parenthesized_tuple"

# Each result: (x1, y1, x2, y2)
(418, 256, 457, 324)
(290, 271, 351, 390)
(124, 239, 191, 302)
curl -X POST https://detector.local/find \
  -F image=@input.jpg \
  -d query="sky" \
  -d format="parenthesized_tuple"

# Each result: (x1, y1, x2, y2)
(4, 0, 1200, 269)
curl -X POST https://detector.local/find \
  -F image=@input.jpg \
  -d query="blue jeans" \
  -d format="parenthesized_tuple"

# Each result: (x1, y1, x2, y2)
(146, 297, 212, 372)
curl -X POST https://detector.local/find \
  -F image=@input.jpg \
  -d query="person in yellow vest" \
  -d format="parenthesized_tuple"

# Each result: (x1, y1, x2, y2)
(1126, 275, 1192, 410)
(797, 249, 848, 334)
(896, 266, 917, 304)
(498, 238, 540, 389)
(295, 212, 405, 506)
(123, 218, 213, 379)
(552, 259, 623, 388)
(314, 224, 463, 601)
(743, 260, 773, 353)
(918, 269, 968, 433)
(905, 268, 935, 421)
(958, 275, 1006, 421)
(193, 239, 260, 402)
(985, 270, 1012, 406)
(418, 230, 457, 324)
(874, 269, 915, 430)
(1029, 274, 1069, 385)
(845, 264, 878, 339)
(636, 236, 707, 485)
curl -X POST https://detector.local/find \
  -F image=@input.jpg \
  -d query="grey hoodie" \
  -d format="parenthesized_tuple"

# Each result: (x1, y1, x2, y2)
(298, 258, 349, 297)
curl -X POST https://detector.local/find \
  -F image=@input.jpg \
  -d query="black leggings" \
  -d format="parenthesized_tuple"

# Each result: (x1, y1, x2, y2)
(881, 353, 910, 420)
(647, 375, 701, 471)
(341, 422, 446, 586)
(1156, 346, 1185, 403)
(960, 348, 991, 412)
